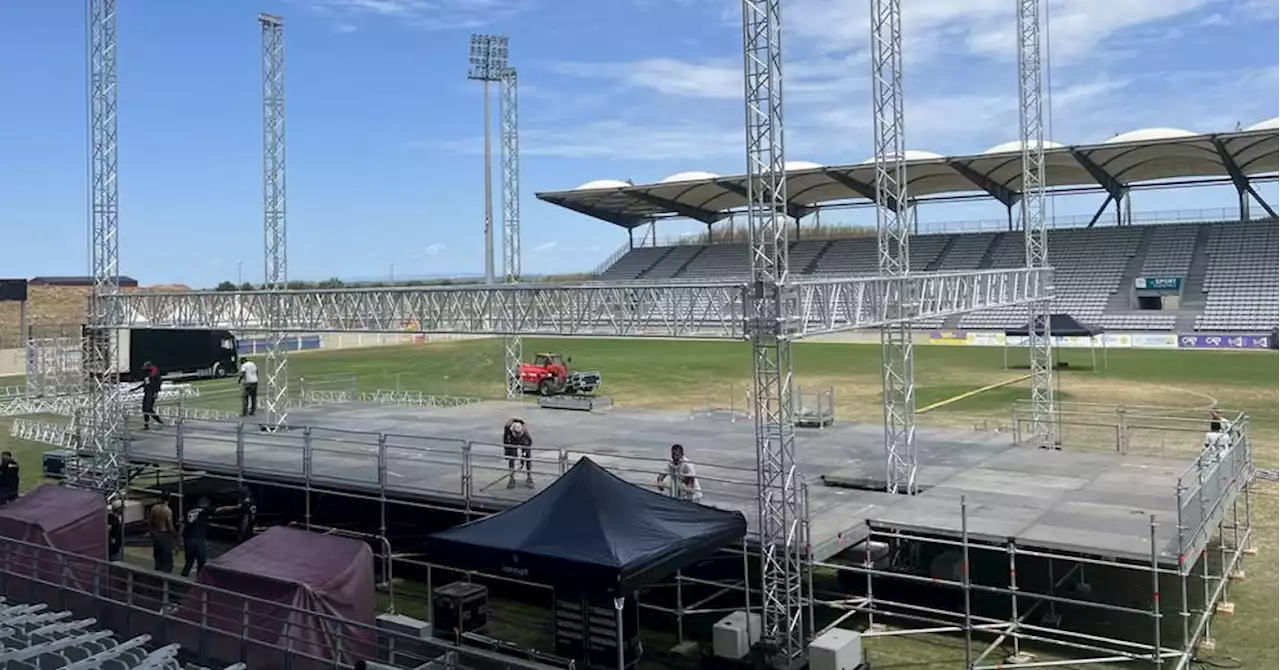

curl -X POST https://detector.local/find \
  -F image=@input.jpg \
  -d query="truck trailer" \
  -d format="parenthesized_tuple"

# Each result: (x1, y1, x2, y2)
(85, 327, 239, 383)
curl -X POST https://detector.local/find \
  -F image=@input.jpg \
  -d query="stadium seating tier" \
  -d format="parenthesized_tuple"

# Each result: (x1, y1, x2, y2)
(597, 220, 1278, 333)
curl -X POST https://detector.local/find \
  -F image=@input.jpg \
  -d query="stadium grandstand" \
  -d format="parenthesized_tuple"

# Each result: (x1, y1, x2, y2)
(539, 121, 1279, 334)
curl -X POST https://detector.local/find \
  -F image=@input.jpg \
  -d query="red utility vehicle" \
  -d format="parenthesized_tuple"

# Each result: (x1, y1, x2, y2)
(518, 353, 602, 396)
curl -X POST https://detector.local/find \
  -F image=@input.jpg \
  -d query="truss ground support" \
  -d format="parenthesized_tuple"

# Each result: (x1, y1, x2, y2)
(24, 337, 86, 398)
(869, 0, 916, 495)
(740, 0, 806, 664)
(1017, 0, 1056, 448)
(500, 67, 523, 400)
(260, 13, 289, 432)
(99, 268, 1051, 338)
(80, 0, 125, 494)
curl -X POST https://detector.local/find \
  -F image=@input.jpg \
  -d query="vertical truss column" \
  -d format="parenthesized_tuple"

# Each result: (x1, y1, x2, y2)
(741, 1, 805, 664)
(1017, 0, 1056, 448)
(870, 0, 917, 494)
(260, 13, 289, 430)
(500, 68, 523, 399)
(81, 0, 124, 492)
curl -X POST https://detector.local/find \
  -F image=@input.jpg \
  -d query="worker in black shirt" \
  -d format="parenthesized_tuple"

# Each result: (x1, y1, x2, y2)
(236, 488, 258, 543)
(131, 361, 165, 430)
(503, 418, 534, 490)
(107, 501, 124, 561)
(180, 496, 214, 577)
(0, 451, 19, 504)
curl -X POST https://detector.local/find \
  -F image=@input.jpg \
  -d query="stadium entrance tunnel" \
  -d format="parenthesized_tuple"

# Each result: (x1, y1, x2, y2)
(820, 474, 932, 495)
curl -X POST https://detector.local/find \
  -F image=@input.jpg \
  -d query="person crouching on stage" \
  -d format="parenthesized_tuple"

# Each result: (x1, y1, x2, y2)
(132, 361, 165, 430)
(503, 418, 534, 490)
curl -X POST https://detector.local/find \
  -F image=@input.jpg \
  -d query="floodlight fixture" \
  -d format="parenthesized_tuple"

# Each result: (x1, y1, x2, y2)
(468, 34, 509, 82)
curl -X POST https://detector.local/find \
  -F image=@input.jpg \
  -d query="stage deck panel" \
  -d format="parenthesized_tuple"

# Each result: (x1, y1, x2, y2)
(123, 401, 1209, 565)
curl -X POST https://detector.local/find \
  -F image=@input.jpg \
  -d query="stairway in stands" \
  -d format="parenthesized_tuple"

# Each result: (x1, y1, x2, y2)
(925, 235, 959, 271)
(975, 232, 1004, 269)
(1104, 225, 1154, 314)
(1175, 224, 1214, 332)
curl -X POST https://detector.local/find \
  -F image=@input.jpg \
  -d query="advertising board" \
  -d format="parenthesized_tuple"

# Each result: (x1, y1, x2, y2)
(1177, 333, 1272, 350)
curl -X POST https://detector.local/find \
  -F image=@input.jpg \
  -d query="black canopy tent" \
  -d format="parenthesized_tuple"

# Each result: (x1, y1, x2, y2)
(425, 457, 748, 670)
(1004, 314, 1108, 371)
(426, 457, 747, 596)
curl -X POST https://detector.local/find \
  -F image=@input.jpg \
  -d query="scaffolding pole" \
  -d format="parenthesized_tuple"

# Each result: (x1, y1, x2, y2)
(869, 0, 917, 494)
(260, 13, 289, 431)
(500, 67, 523, 400)
(79, 0, 124, 493)
(740, 0, 806, 664)
(1017, 0, 1056, 448)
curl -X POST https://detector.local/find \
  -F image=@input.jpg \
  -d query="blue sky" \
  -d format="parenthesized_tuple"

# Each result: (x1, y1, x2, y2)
(0, 0, 1275, 288)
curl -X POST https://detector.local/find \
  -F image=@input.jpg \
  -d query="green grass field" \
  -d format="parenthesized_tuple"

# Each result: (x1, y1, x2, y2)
(1, 338, 1275, 668)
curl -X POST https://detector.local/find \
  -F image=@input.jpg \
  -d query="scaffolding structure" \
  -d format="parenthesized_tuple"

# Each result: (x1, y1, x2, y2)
(500, 67, 523, 400)
(77, 0, 125, 492)
(111, 398, 1253, 670)
(259, 13, 289, 432)
(1018, 0, 1057, 449)
(869, 0, 917, 495)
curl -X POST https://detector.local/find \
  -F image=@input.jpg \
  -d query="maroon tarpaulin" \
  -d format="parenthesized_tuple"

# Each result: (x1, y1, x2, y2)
(0, 484, 108, 590)
(178, 526, 376, 667)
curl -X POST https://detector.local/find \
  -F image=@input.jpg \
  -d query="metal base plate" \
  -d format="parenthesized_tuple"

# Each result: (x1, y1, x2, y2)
(537, 395, 614, 412)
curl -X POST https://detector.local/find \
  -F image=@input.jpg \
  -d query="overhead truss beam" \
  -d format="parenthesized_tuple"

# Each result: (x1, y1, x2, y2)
(259, 13, 289, 431)
(100, 268, 1050, 338)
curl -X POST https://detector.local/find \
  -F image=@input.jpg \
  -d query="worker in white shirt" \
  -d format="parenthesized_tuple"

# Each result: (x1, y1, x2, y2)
(655, 444, 703, 503)
(1204, 411, 1232, 464)
(238, 358, 259, 417)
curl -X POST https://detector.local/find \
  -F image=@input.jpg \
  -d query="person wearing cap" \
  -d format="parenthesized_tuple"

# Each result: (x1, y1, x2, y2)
(655, 444, 703, 503)
(503, 418, 534, 489)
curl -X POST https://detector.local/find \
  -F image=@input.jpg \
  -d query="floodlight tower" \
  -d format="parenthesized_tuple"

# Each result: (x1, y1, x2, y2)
(80, 0, 124, 493)
(260, 13, 290, 431)
(500, 67, 523, 399)
(468, 34, 509, 286)
(870, 0, 918, 494)
(1017, 0, 1056, 448)
(740, 0, 806, 664)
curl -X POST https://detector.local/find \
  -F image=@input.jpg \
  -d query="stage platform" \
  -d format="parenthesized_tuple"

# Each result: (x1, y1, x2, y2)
(122, 400, 1225, 566)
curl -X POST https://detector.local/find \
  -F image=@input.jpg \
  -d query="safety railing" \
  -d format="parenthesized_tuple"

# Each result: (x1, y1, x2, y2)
(120, 414, 765, 533)
(0, 536, 568, 670)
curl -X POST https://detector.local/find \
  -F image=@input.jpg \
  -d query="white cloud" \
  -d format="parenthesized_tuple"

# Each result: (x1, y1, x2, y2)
(293, 0, 532, 30)
(530, 241, 557, 253)
(418, 243, 447, 257)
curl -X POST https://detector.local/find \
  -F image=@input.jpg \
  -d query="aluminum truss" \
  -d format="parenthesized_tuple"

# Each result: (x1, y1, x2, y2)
(500, 67, 523, 400)
(869, 0, 917, 495)
(79, 0, 125, 493)
(99, 268, 1050, 337)
(741, 0, 805, 664)
(1017, 0, 1056, 449)
(260, 13, 289, 432)
(25, 337, 85, 398)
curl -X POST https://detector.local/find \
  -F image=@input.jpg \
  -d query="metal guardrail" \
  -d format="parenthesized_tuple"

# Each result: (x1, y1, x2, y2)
(0, 536, 568, 670)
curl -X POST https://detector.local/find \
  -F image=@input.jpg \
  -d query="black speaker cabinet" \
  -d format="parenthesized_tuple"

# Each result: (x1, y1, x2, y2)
(554, 596, 641, 669)
(432, 581, 489, 636)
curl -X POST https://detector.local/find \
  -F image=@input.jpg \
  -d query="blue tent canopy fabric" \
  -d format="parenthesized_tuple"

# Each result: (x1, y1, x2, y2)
(424, 457, 748, 597)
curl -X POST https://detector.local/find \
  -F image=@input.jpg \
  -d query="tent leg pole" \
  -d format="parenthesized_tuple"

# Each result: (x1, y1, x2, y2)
(426, 565, 433, 618)
(676, 570, 685, 644)
(615, 596, 626, 670)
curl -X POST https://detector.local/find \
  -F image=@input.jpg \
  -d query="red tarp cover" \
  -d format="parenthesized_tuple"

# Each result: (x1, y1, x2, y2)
(0, 484, 108, 588)
(180, 526, 376, 666)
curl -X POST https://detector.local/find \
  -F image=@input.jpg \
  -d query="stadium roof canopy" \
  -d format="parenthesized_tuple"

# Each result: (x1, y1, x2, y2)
(536, 120, 1280, 229)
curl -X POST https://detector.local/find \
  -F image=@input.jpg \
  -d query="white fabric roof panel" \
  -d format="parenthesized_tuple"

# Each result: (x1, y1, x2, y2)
(536, 126, 1280, 228)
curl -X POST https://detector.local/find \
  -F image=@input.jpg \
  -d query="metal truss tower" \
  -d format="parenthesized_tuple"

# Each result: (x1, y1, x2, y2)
(741, 0, 805, 664)
(81, 0, 125, 493)
(260, 13, 289, 431)
(500, 68, 523, 400)
(870, 0, 917, 494)
(1017, 0, 1056, 448)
